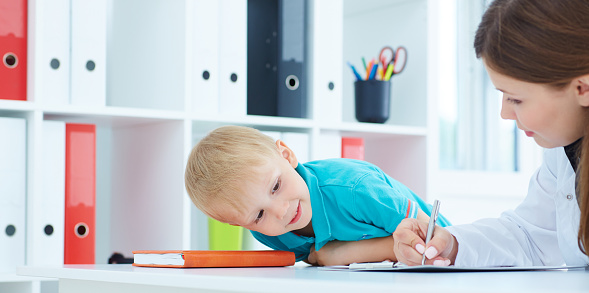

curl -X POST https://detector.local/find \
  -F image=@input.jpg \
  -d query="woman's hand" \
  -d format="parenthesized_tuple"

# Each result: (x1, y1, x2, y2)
(392, 218, 458, 266)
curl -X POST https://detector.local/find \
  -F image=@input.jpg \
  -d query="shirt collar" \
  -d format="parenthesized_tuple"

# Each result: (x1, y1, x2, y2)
(564, 137, 582, 172)
(564, 137, 583, 206)
(295, 163, 332, 249)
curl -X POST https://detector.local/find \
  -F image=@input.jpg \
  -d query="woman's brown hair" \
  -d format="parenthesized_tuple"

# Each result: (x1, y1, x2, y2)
(474, 0, 589, 254)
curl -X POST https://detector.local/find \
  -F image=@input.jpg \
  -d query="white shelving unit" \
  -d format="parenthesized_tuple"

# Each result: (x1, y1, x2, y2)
(5, 0, 444, 292)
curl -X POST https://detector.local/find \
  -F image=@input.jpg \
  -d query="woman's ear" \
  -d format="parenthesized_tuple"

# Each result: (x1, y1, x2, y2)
(275, 140, 299, 168)
(575, 74, 589, 107)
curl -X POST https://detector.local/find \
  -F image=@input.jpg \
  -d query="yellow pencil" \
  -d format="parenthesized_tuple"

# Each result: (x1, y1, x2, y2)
(384, 63, 395, 81)
(377, 67, 384, 80)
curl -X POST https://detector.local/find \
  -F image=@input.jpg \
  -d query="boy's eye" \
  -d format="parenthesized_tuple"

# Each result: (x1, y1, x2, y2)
(272, 179, 281, 194)
(255, 210, 264, 224)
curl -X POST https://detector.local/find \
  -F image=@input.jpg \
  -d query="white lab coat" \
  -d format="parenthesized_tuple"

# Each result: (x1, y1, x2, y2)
(447, 147, 589, 267)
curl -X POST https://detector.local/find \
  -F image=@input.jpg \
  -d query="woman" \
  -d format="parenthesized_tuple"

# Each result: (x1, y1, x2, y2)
(393, 0, 589, 267)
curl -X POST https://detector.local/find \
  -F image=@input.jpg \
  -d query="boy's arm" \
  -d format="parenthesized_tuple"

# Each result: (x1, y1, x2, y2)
(306, 210, 430, 266)
(306, 236, 396, 266)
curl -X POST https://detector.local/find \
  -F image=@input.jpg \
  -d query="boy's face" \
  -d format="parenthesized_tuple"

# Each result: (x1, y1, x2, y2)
(221, 140, 312, 236)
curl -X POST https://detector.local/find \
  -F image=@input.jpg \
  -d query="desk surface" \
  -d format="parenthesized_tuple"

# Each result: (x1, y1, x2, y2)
(17, 264, 589, 293)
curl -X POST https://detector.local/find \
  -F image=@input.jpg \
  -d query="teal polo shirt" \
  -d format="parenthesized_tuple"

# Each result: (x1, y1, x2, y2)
(251, 159, 451, 262)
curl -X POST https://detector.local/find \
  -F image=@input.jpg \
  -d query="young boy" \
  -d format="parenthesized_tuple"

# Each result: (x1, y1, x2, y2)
(185, 125, 450, 266)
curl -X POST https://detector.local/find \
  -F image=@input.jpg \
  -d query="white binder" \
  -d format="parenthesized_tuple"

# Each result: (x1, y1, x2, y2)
(281, 132, 310, 163)
(218, 0, 247, 116)
(309, 0, 343, 123)
(315, 132, 342, 160)
(70, 0, 107, 106)
(191, 0, 220, 116)
(0, 117, 26, 272)
(35, 0, 71, 105)
(28, 121, 65, 266)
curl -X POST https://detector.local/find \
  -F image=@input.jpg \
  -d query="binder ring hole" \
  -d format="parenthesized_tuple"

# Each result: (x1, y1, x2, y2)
(75, 222, 89, 238)
(285, 75, 299, 91)
(328, 82, 335, 91)
(3, 53, 18, 68)
(86, 60, 96, 71)
(50, 58, 60, 70)
(5, 224, 16, 237)
(202, 70, 210, 80)
(230, 73, 238, 82)
(44, 224, 54, 236)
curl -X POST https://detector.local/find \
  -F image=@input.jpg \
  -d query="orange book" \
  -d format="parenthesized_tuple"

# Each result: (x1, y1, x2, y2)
(132, 250, 296, 268)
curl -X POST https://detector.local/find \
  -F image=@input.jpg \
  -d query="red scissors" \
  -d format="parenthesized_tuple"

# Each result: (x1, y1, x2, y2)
(379, 46, 408, 78)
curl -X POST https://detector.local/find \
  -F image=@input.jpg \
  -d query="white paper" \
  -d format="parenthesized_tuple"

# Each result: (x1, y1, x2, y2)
(321, 261, 588, 272)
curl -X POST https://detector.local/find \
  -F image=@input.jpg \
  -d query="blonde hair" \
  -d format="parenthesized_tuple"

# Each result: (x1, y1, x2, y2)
(184, 125, 281, 221)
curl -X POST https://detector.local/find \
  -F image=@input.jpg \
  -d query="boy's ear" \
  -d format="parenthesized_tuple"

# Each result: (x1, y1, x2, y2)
(575, 74, 589, 107)
(275, 139, 299, 168)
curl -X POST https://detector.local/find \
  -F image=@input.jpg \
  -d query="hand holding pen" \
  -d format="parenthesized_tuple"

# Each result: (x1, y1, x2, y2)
(392, 200, 458, 266)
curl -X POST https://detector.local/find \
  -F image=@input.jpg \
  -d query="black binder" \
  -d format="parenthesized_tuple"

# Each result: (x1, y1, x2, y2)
(247, 0, 307, 118)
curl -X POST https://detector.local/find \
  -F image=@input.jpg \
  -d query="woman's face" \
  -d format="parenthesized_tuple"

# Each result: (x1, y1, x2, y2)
(485, 61, 587, 148)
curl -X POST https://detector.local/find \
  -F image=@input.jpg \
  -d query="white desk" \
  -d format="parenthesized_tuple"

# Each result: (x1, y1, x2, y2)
(17, 264, 589, 293)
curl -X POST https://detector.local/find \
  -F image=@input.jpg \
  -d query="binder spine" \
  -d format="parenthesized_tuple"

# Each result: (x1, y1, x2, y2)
(35, 0, 71, 105)
(277, 0, 307, 118)
(218, 0, 247, 116)
(0, 117, 26, 272)
(64, 123, 96, 264)
(0, 0, 28, 101)
(28, 121, 66, 265)
(70, 0, 106, 106)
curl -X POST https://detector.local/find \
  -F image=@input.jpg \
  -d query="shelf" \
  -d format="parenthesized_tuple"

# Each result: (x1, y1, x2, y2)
(320, 121, 427, 138)
(191, 114, 315, 134)
(41, 106, 186, 127)
(0, 273, 54, 283)
(0, 100, 35, 113)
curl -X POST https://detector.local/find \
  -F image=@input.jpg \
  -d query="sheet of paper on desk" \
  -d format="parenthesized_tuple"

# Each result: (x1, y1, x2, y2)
(320, 261, 588, 272)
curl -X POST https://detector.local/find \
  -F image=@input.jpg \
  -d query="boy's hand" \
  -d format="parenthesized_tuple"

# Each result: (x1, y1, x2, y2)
(392, 218, 458, 266)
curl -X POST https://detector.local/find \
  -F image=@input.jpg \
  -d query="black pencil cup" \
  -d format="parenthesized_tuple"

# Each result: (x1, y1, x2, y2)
(354, 80, 391, 123)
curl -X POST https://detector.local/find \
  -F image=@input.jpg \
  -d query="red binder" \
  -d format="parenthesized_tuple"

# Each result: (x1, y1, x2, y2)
(0, 0, 28, 101)
(64, 124, 96, 264)
(341, 137, 365, 160)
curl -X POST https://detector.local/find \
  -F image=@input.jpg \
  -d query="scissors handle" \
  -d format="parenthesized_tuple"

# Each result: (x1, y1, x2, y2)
(379, 46, 395, 75)
(392, 46, 407, 75)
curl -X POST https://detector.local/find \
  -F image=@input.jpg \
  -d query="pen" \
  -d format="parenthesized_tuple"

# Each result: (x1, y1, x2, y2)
(365, 59, 374, 80)
(368, 63, 378, 80)
(347, 62, 363, 81)
(362, 57, 367, 71)
(421, 199, 440, 265)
